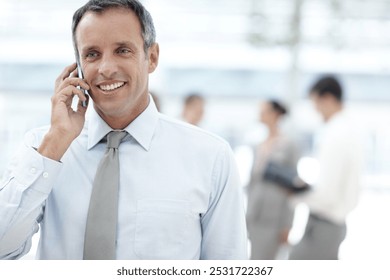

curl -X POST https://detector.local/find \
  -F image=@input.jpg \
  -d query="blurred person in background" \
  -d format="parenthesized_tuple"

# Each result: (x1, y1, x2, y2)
(0, 0, 247, 260)
(289, 75, 363, 260)
(181, 93, 205, 126)
(246, 99, 301, 259)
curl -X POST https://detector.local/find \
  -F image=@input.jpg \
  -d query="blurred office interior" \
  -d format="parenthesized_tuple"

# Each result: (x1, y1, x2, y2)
(1, 0, 389, 259)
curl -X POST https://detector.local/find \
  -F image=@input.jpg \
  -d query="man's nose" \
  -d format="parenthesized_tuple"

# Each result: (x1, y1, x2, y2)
(98, 54, 118, 78)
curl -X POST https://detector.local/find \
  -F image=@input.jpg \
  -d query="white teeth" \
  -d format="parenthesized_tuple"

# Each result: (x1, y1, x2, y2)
(99, 82, 125, 91)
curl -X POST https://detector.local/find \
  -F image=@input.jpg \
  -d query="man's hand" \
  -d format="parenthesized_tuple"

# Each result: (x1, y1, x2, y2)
(37, 63, 90, 161)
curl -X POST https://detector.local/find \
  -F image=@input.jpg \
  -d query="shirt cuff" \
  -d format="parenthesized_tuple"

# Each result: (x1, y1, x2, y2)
(13, 146, 62, 194)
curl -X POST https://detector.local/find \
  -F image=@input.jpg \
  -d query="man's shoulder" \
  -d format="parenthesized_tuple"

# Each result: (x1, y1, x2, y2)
(327, 111, 362, 140)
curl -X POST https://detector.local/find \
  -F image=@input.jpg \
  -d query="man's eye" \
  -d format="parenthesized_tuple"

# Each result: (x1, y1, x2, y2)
(86, 52, 98, 58)
(118, 48, 130, 54)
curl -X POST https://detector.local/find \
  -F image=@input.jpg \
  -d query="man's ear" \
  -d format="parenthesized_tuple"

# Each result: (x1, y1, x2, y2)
(148, 43, 159, 73)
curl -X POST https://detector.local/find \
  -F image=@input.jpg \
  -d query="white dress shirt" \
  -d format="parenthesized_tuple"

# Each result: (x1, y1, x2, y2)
(0, 98, 248, 259)
(296, 111, 363, 224)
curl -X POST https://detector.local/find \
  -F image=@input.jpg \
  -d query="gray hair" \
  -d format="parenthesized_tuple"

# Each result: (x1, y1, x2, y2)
(72, 0, 156, 56)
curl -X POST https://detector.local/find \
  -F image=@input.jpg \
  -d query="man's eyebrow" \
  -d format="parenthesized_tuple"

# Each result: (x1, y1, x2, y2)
(80, 41, 139, 53)
(80, 45, 99, 54)
(115, 41, 138, 49)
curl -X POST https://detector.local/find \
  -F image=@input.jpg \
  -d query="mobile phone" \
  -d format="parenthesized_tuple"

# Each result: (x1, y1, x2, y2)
(76, 60, 89, 107)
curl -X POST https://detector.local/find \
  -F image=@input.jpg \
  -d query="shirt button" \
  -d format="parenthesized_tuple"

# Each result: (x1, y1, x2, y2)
(30, 167, 37, 174)
(42, 172, 49, 179)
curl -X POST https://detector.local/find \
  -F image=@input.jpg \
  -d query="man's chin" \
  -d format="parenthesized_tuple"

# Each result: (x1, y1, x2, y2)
(93, 103, 125, 119)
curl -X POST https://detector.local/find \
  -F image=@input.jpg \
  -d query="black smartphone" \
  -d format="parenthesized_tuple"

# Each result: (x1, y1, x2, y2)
(76, 60, 89, 107)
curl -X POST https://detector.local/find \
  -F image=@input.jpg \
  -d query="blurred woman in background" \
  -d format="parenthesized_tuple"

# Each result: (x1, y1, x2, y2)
(246, 99, 301, 259)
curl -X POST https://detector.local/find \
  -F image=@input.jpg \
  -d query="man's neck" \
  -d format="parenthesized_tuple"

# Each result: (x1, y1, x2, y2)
(95, 98, 150, 130)
(324, 105, 343, 122)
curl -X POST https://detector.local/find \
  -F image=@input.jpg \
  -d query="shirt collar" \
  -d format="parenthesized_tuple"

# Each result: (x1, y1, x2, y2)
(87, 94, 159, 151)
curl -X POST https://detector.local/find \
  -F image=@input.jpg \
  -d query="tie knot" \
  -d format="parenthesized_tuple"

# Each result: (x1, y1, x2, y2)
(106, 130, 127, 149)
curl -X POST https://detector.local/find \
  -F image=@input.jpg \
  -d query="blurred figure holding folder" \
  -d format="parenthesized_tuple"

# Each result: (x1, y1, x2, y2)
(246, 99, 304, 259)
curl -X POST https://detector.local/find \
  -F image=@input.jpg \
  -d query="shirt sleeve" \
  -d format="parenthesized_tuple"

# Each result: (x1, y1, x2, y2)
(296, 127, 363, 222)
(0, 130, 62, 259)
(200, 142, 248, 260)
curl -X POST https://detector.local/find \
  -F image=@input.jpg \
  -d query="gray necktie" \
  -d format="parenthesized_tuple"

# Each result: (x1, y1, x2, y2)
(83, 130, 128, 260)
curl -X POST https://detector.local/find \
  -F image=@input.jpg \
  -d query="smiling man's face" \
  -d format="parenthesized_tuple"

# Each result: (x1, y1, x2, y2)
(76, 7, 159, 128)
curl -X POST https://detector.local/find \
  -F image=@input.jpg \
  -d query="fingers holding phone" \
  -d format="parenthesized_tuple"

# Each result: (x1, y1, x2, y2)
(50, 63, 91, 141)
(55, 63, 90, 105)
(38, 63, 92, 161)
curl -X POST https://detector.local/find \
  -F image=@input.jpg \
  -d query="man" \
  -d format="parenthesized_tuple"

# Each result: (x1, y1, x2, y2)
(289, 76, 363, 260)
(0, 0, 247, 260)
(181, 93, 205, 126)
